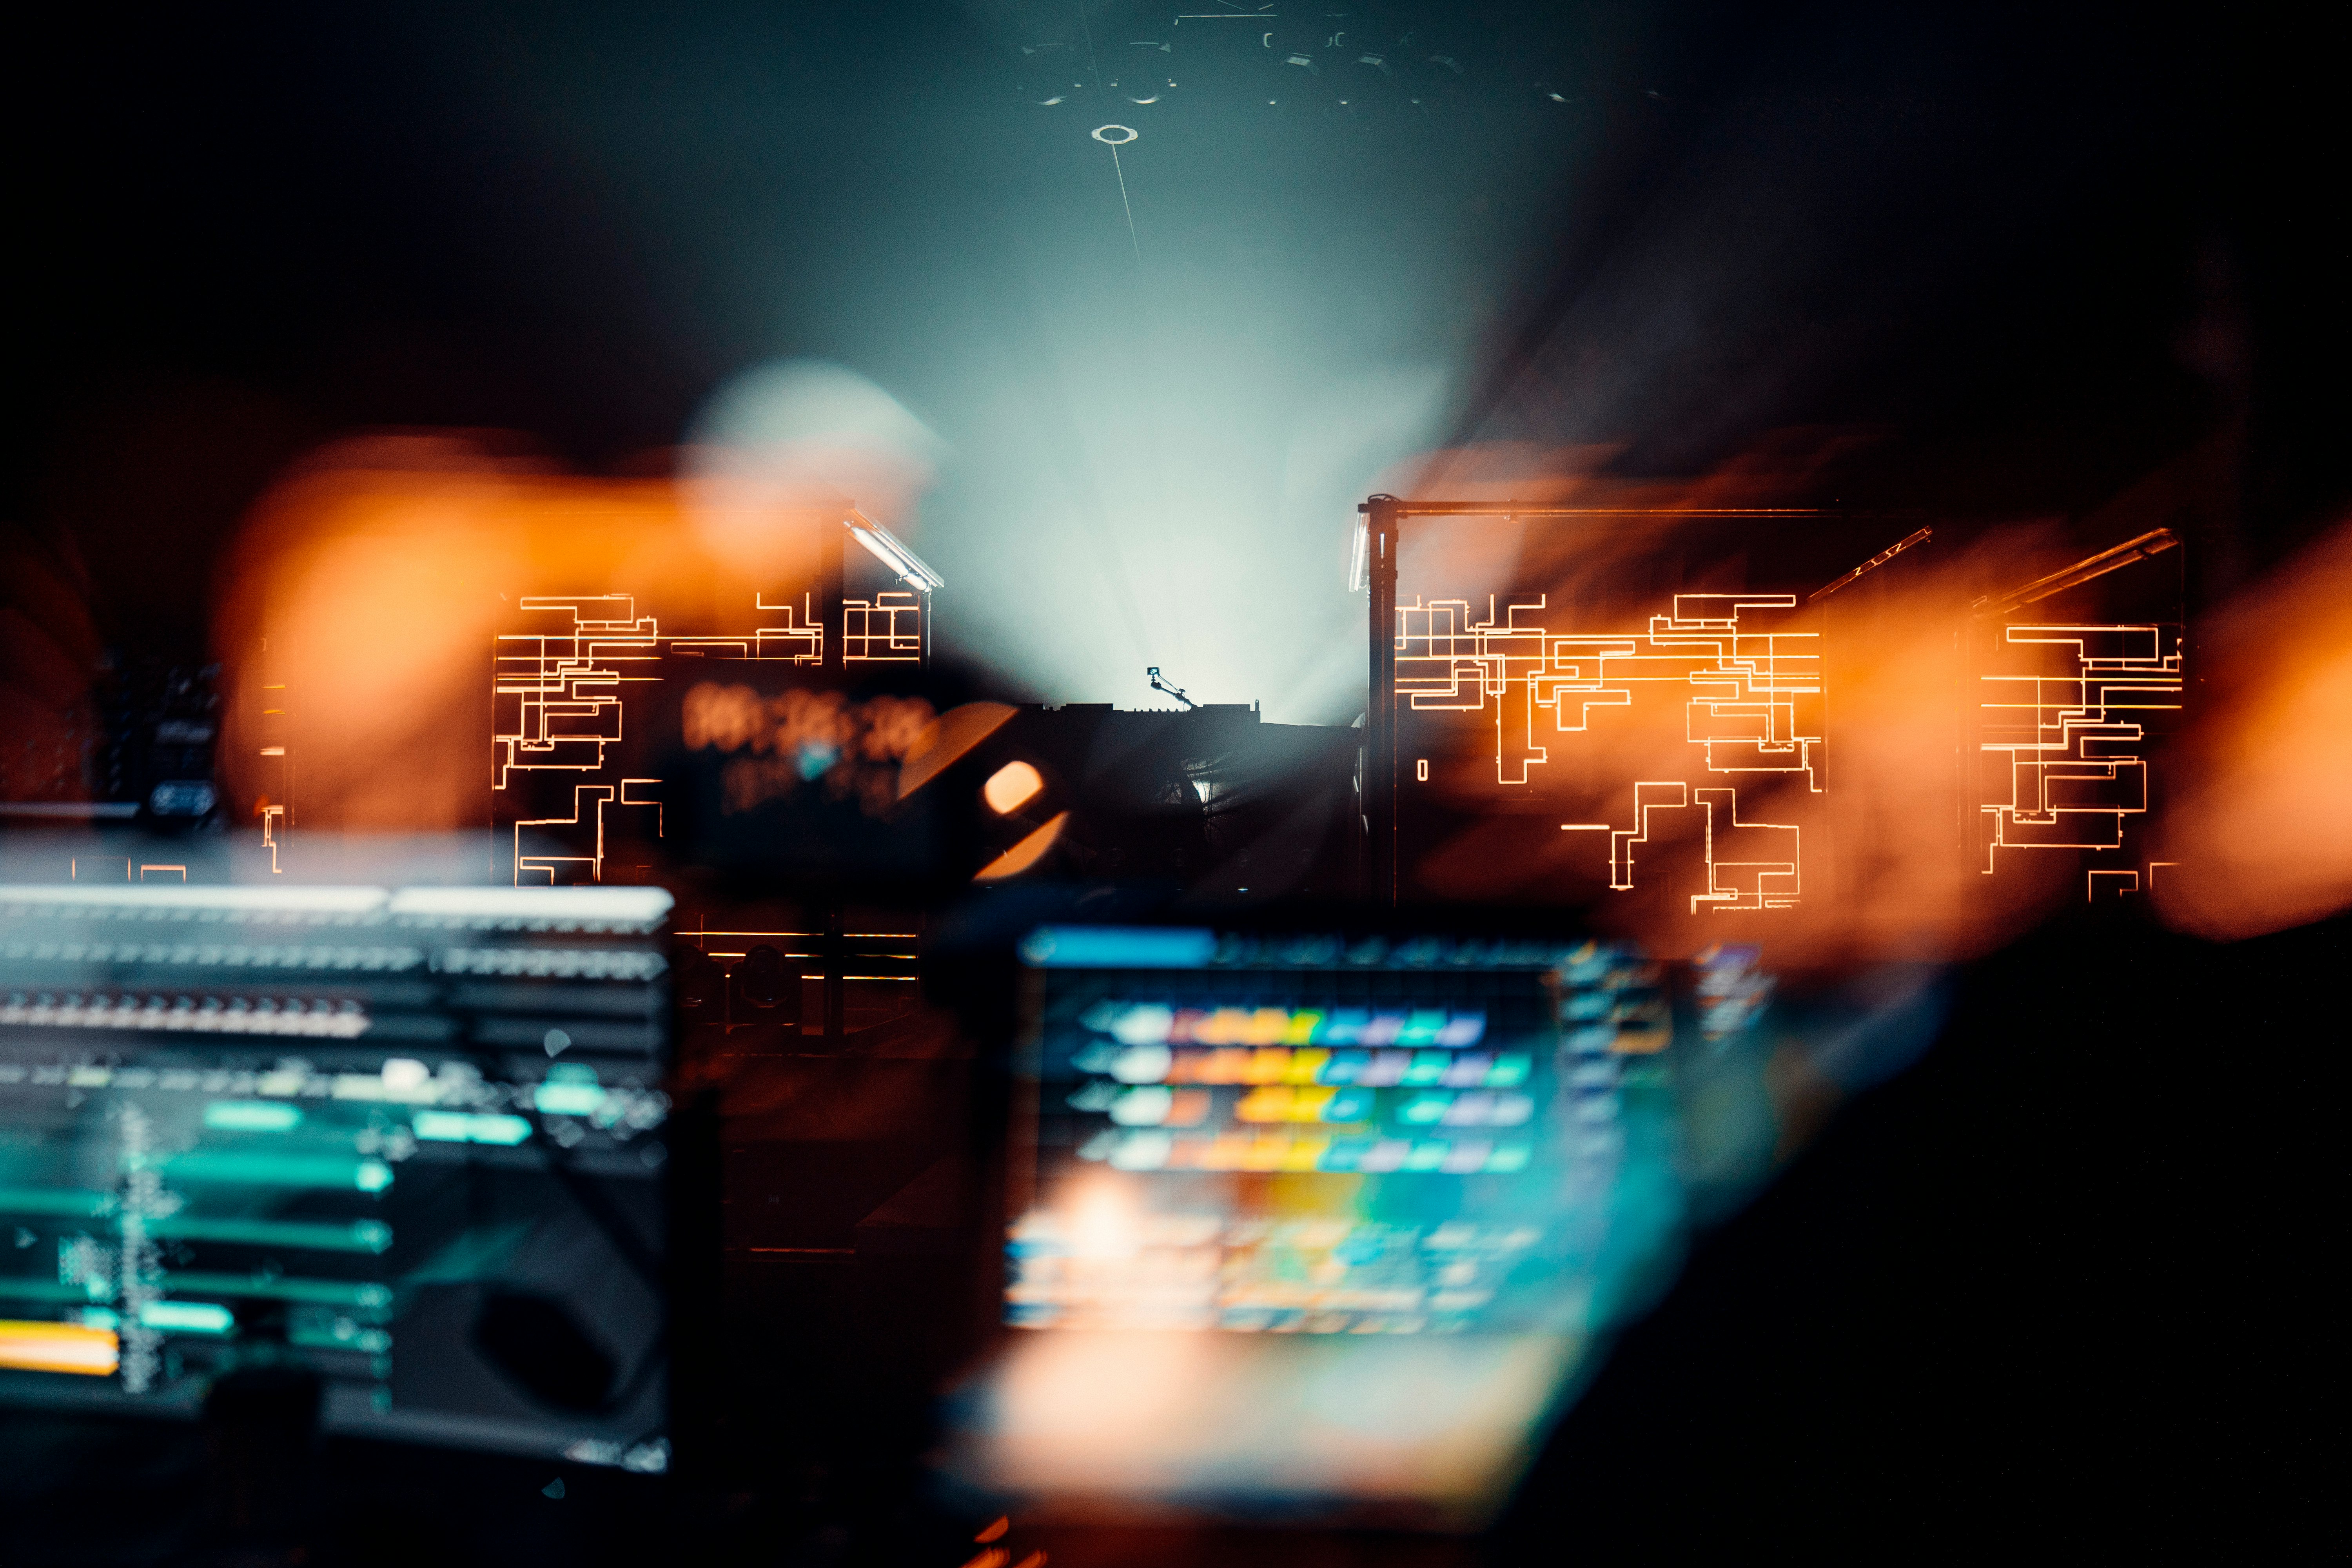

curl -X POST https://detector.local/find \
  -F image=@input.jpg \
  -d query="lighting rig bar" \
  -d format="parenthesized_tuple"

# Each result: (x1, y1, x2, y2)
(845, 509, 946, 594)
(1971, 527, 2177, 618)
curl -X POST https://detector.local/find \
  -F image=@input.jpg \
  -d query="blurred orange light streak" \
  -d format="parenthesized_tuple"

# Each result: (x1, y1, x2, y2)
(899, 702, 1018, 799)
(975, 812, 1070, 882)
(0, 1320, 118, 1376)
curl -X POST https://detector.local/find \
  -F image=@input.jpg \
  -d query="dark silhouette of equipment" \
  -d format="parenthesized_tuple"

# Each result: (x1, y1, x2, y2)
(472, 1290, 618, 1414)
(672, 945, 724, 1015)
(735, 944, 790, 1009)
(201, 1364, 323, 1547)
(1145, 667, 1197, 710)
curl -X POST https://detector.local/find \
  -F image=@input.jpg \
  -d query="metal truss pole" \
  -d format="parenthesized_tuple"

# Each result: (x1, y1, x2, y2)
(1362, 495, 1401, 906)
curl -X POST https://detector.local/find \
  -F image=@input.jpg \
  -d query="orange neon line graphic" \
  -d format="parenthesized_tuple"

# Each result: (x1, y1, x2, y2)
(1978, 622, 2181, 875)
(2087, 869, 2141, 900)
(493, 590, 900, 884)
(1405, 591, 1820, 912)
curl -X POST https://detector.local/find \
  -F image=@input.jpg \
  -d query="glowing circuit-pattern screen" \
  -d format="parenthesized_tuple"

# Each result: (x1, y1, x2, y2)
(1005, 928, 1705, 1337)
(1974, 620, 2183, 898)
(492, 590, 915, 886)
(840, 590, 925, 663)
(1394, 592, 1821, 913)
(0, 885, 671, 1472)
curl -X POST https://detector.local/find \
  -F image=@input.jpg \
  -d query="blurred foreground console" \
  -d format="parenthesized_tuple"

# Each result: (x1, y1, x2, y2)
(0, 882, 675, 1474)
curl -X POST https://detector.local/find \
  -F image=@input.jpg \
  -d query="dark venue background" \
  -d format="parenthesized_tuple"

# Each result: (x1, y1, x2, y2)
(4, 0, 2336, 1561)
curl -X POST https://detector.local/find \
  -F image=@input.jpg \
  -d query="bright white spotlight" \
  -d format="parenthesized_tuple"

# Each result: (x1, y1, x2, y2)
(681, 359, 946, 579)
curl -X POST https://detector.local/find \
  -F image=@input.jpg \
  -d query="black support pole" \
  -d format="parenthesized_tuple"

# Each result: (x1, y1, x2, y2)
(1363, 495, 1401, 906)
(822, 904, 845, 1044)
(820, 509, 847, 1039)
(819, 510, 846, 671)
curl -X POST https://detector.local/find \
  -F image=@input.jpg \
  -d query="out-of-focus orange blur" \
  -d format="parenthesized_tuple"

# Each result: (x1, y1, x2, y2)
(211, 436, 832, 835)
(1372, 440, 2155, 970)
(2155, 517, 2352, 940)
(947, 1328, 1576, 1522)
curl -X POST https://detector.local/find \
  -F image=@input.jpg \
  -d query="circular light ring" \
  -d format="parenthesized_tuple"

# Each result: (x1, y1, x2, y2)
(1091, 124, 1139, 145)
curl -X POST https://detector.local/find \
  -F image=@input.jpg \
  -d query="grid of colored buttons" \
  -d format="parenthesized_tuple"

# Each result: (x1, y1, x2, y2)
(1079, 1127, 1535, 1174)
(1081, 1003, 1486, 1049)
(1086, 1044, 1533, 1089)
(1092, 1083, 1537, 1127)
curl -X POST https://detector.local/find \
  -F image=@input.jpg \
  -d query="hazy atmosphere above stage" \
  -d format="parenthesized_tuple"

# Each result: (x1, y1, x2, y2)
(11, 3, 2325, 725)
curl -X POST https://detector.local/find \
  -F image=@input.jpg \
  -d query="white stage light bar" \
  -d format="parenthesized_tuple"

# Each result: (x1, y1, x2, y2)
(845, 510, 946, 593)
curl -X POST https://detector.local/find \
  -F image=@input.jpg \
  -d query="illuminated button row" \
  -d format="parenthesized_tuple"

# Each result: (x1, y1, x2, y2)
(1232, 1085, 1535, 1127)
(1096, 1083, 1535, 1128)
(1562, 1022, 1668, 1055)
(433, 947, 665, 980)
(0, 941, 423, 971)
(1005, 1280, 1467, 1318)
(1080, 1128, 1534, 1174)
(1084, 1003, 1486, 1049)
(0, 993, 368, 1037)
(1006, 1212, 1539, 1255)
(1004, 1299, 1464, 1335)
(1093, 1044, 1532, 1088)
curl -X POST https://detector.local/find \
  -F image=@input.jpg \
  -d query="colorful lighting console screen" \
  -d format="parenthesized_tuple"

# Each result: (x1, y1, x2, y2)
(1004, 927, 1716, 1338)
(942, 926, 1780, 1523)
